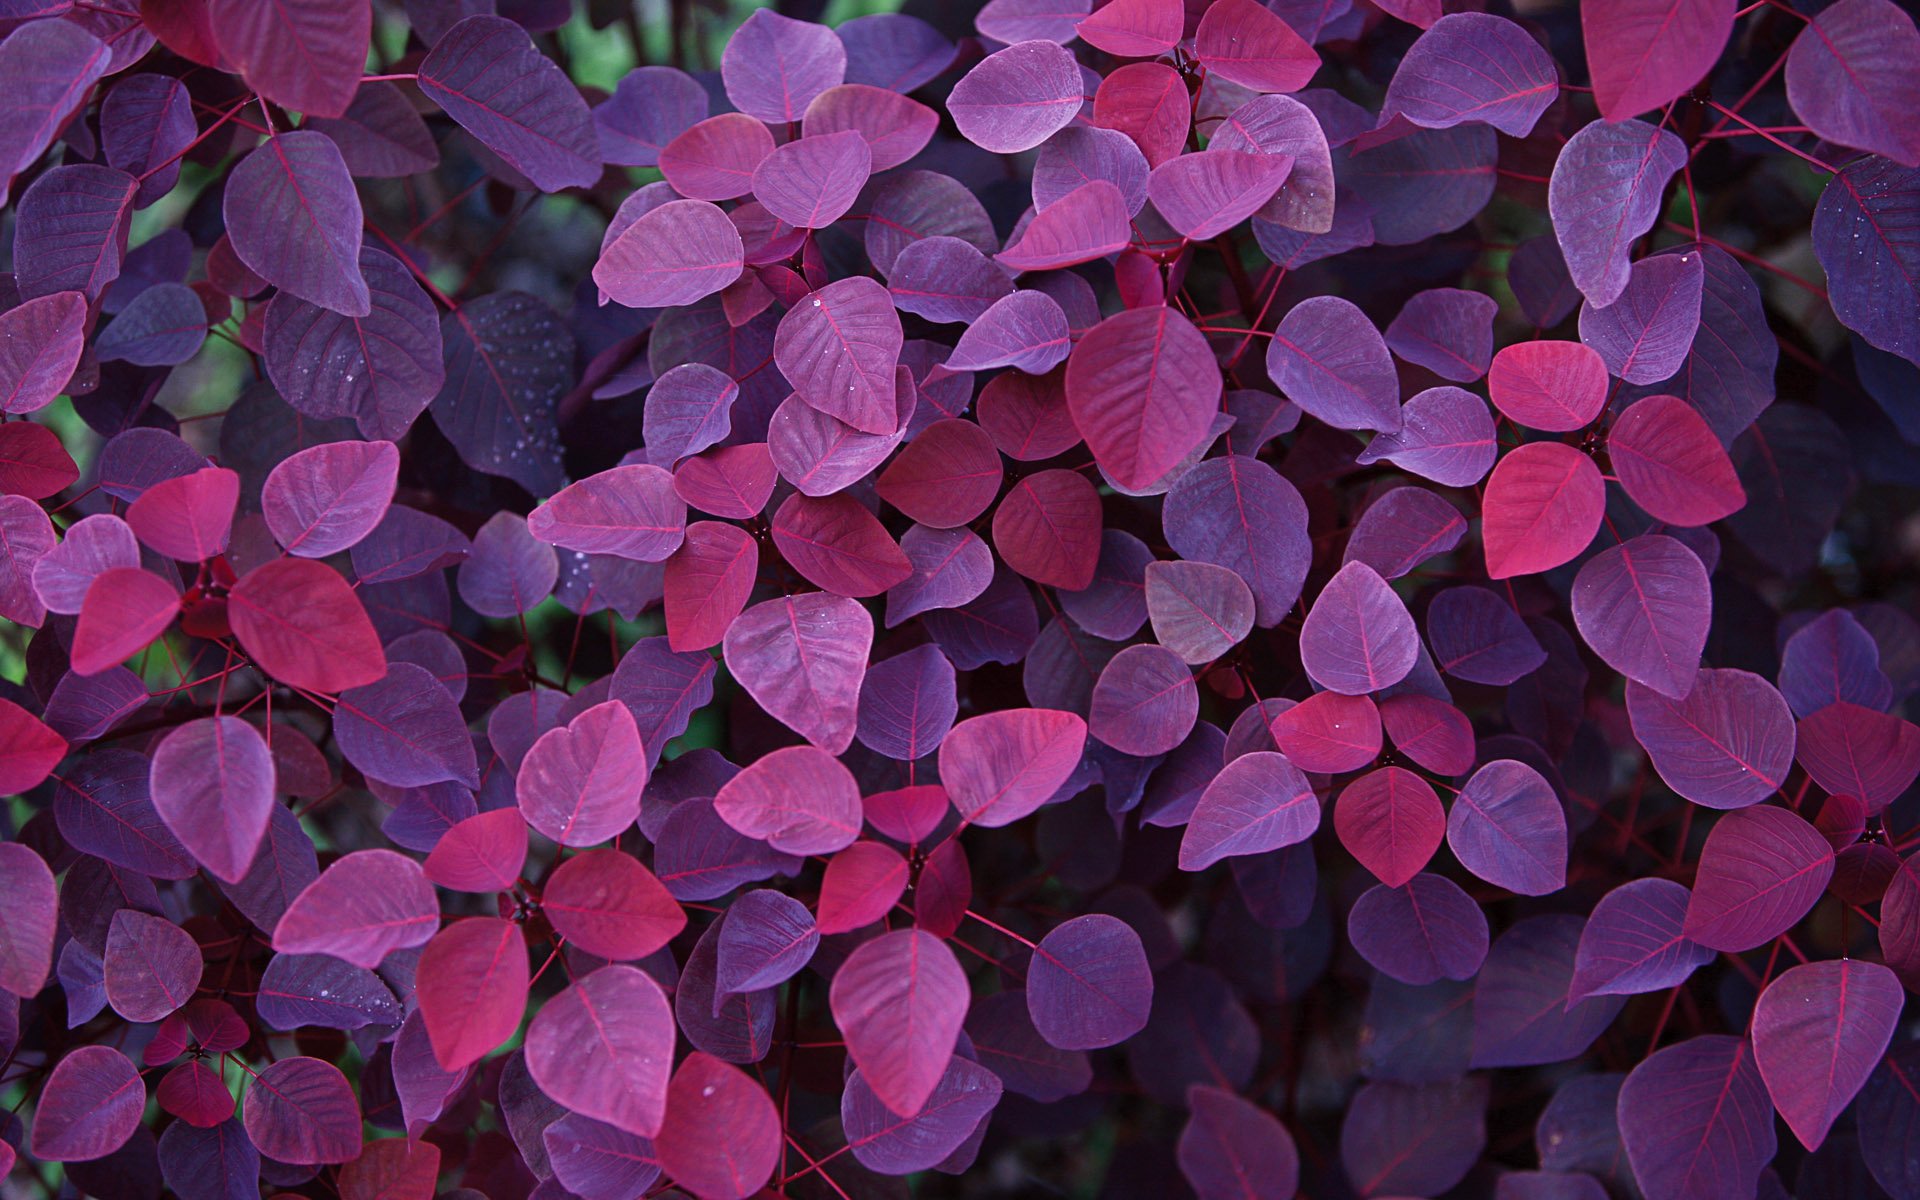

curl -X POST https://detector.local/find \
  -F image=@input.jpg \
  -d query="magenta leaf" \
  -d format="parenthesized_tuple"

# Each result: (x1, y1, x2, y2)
(544, 849, 685, 961)
(125, 466, 238, 563)
(207, 0, 368, 119)
(751, 130, 871, 230)
(714, 744, 862, 855)
(71, 566, 178, 676)
(1607, 394, 1746, 526)
(240, 1056, 363, 1165)
(418, 15, 600, 191)
(1487, 339, 1610, 432)
(0, 841, 56, 998)
(997, 180, 1134, 272)
(940, 708, 1087, 827)
(417, 916, 529, 1072)
(1067, 305, 1222, 490)
(1481, 442, 1605, 579)
(1618, 1035, 1775, 1200)
(272, 848, 439, 968)
(1751, 958, 1902, 1150)
(663, 520, 757, 651)
(30, 1046, 145, 1162)
(1583, 0, 1734, 122)
(517, 699, 647, 847)
(1683, 805, 1835, 951)
(775, 276, 904, 434)
(831, 929, 969, 1117)
(654, 1053, 780, 1200)
(1795, 701, 1920, 812)
(526, 965, 674, 1137)
(1193, 0, 1319, 94)
(1334, 766, 1443, 887)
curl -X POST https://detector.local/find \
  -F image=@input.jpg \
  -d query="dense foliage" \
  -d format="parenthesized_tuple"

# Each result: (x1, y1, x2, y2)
(1, 0, 1919, 1197)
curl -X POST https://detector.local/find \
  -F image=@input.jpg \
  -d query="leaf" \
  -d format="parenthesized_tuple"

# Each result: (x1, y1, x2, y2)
(0, 291, 89, 414)
(308, 81, 441, 178)
(1180, 751, 1319, 870)
(272, 849, 439, 968)
(949, 39, 1083, 154)
(1570, 878, 1714, 1001)
(1684, 806, 1835, 951)
(775, 276, 904, 434)
(457, 512, 558, 617)
(723, 593, 872, 755)
(1750, 959, 1903, 1151)
(1448, 759, 1567, 895)
(1383, 13, 1558, 137)
(595, 64, 706, 168)
(1335, 767, 1444, 887)
(30, 1046, 145, 1162)
(528, 464, 687, 563)
(430, 291, 571, 496)
(418, 917, 529, 1072)
(1384, 288, 1498, 382)
(1265, 296, 1402, 433)
(1300, 561, 1419, 695)
(940, 708, 1088, 827)
(1470, 915, 1625, 1069)
(1583, 0, 1734, 121)
(71, 566, 178, 675)
(0, 842, 56, 998)
(1859, 1041, 1920, 1199)
(1487, 340, 1610, 432)
(663, 521, 757, 651)
(1178, 1086, 1299, 1200)
(772, 492, 912, 597)
(594, 199, 745, 309)
(715, 890, 819, 994)
(1812, 156, 1920, 366)
(660, 114, 774, 201)
(1778, 610, 1892, 718)
(1344, 124, 1496, 246)
(125, 466, 238, 563)
(875, 418, 1003, 529)
(1626, 669, 1795, 809)
(818, 841, 911, 934)
(1357, 385, 1497, 487)
(418, 15, 600, 191)
(1426, 585, 1545, 685)
(1579, 252, 1706, 384)
(94, 281, 205, 366)
(543, 1115, 661, 1200)
(256, 953, 399, 1031)
(241, 1056, 363, 1165)
(149, 716, 274, 884)
(1349, 873, 1489, 985)
(990, 468, 1101, 591)
(1340, 1077, 1489, 1197)
(207, 0, 368, 119)
(1481, 442, 1605, 579)
(830, 929, 969, 1116)
(1572, 534, 1711, 700)
(856, 645, 959, 761)
(1089, 643, 1199, 757)
(996, 181, 1134, 272)
(1785, 0, 1920, 166)
(526, 966, 674, 1137)
(654, 1054, 780, 1200)
(1066, 305, 1222, 490)
(262, 247, 444, 441)
(946, 291, 1073, 374)
(1548, 119, 1687, 307)
(1608, 394, 1745, 525)
(751, 130, 871, 229)
(262, 440, 399, 557)
(517, 699, 648, 846)
(0, 21, 110, 199)
(1209, 93, 1336, 234)
(887, 236, 1015, 325)
(1147, 149, 1294, 242)
(224, 132, 369, 317)
(714, 744, 863, 855)
(1027, 914, 1152, 1050)
(1145, 560, 1256, 665)
(803, 83, 938, 170)
(843, 1056, 1002, 1176)
(335, 663, 479, 789)
(719, 8, 846, 124)
(11, 165, 136, 302)
(1618, 1036, 1775, 1200)
(644, 364, 739, 473)
(1193, 0, 1319, 94)
(543, 849, 685, 961)
(1795, 701, 1920, 812)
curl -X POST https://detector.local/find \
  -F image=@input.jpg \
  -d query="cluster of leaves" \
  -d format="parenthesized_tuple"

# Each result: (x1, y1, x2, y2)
(2, 0, 1920, 1196)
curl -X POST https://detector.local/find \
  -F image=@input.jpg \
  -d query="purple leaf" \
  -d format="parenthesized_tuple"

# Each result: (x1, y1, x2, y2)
(715, 890, 818, 996)
(1209, 93, 1336, 234)
(240, 1056, 363, 1165)
(1178, 1086, 1300, 1200)
(517, 700, 647, 847)
(713, 745, 861, 855)
(1344, 123, 1496, 245)
(0, 842, 55, 998)
(12, 165, 136, 302)
(272, 848, 439, 968)
(887, 236, 1015, 325)
(1349, 872, 1489, 984)
(434, 289, 574, 493)
(1751, 958, 1902, 1150)
(308, 81, 441, 178)
(1572, 534, 1710, 701)
(224, 132, 369, 318)
(1180, 751, 1318, 870)
(831, 929, 968, 1117)
(1570, 878, 1714, 1001)
(1027, 914, 1152, 1050)
(30, 1046, 145, 1162)
(1785, 0, 1920, 166)
(998, 181, 1134, 273)
(150, 716, 274, 885)
(1470, 914, 1625, 1069)
(1427, 586, 1545, 685)
(263, 247, 444, 439)
(595, 66, 706, 168)
(720, 8, 845, 124)
(1034, 127, 1150, 217)
(1384, 13, 1556, 136)
(1684, 805, 1835, 951)
(843, 1056, 1001, 1176)
(1144, 560, 1255, 665)
(1385, 288, 1498, 382)
(526, 966, 673, 1137)
(418, 15, 599, 191)
(856, 645, 959, 761)
(774, 277, 903, 435)
(803, 84, 936, 171)
(207, 0, 369, 120)
(1147, 149, 1293, 242)
(949, 40, 1083, 154)
(99, 74, 194, 208)
(751, 130, 871, 230)
(1579, 252, 1706, 384)
(1449, 759, 1567, 896)
(1356, 385, 1497, 487)
(93, 282, 205, 367)
(1618, 1036, 1775, 1200)
(940, 708, 1088, 827)
(1090, 644, 1199, 757)
(885, 524, 994, 626)
(1340, 1077, 1488, 1197)
(1626, 669, 1795, 809)
(1779, 610, 1892, 718)
(1814, 157, 1920, 366)
(945, 291, 1072, 374)
(262, 440, 399, 558)
(1193, 0, 1319, 94)
(643, 363, 739, 468)
(528, 465, 687, 563)
(1164, 454, 1310, 626)
(0, 291, 88, 415)
(1301, 561, 1418, 695)
(0, 21, 110, 199)
(1795, 701, 1920, 813)
(596, 199, 745, 310)
(1584, 0, 1734, 121)
(256, 953, 399, 1031)
(1549, 119, 1687, 307)
(335, 663, 478, 789)
(1266, 296, 1401, 433)
(724, 593, 871, 755)
(544, 1114, 661, 1200)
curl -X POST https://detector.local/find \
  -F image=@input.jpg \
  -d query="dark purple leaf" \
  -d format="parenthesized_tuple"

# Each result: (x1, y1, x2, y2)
(419, 15, 599, 191)
(224, 132, 369, 318)
(1349, 872, 1489, 984)
(1618, 1035, 1775, 1200)
(430, 291, 571, 495)
(1579, 252, 1706, 385)
(1383, 13, 1557, 136)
